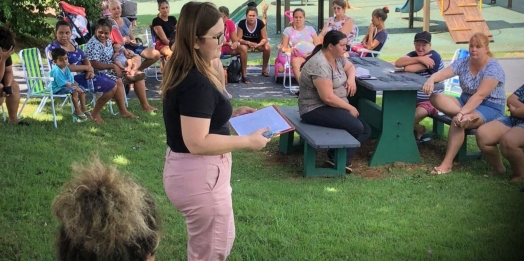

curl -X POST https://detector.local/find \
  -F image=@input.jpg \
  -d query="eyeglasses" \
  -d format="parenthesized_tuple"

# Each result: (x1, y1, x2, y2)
(199, 32, 225, 45)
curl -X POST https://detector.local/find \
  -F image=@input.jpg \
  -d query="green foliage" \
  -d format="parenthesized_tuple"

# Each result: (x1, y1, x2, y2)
(0, 0, 54, 38)
(0, 0, 101, 39)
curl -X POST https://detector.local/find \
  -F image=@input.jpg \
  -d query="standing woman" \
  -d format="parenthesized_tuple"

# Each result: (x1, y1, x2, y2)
(237, 2, 271, 77)
(319, 0, 358, 47)
(152, 0, 177, 59)
(160, 2, 271, 261)
(107, 0, 160, 71)
(48, 20, 135, 123)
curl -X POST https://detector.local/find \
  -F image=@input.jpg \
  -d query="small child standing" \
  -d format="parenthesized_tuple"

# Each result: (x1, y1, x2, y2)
(49, 48, 88, 122)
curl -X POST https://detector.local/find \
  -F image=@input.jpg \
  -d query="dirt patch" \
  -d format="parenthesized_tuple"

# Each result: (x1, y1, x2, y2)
(265, 138, 450, 179)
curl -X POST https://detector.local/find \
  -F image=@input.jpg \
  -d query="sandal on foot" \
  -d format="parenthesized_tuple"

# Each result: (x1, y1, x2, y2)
(458, 116, 479, 129)
(431, 166, 452, 175)
(73, 113, 87, 122)
(83, 111, 91, 117)
(261, 71, 270, 77)
(242, 76, 251, 84)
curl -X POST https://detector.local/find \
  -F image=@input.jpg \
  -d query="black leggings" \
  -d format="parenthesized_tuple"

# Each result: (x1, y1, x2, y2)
(301, 106, 371, 165)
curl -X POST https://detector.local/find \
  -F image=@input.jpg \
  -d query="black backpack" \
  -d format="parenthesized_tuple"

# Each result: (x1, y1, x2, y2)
(227, 56, 242, 83)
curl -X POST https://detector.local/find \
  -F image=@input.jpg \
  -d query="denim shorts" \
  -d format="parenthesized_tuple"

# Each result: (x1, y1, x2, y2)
(496, 116, 524, 129)
(54, 86, 85, 95)
(456, 93, 504, 123)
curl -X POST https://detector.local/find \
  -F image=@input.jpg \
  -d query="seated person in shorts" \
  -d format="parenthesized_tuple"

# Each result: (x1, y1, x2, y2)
(394, 31, 444, 140)
(49, 48, 89, 122)
(476, 83, 524, 182)
(152, 0, 177, 60)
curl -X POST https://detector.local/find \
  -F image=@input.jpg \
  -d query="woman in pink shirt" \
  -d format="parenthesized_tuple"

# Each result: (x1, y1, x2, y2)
(218, 6, 250, 84)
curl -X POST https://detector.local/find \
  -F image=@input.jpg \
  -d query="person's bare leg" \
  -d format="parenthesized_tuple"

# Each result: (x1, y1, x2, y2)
(137, 48, 161, 71)
(433, 112, 485, 174)
(133, 80, 157, 112)
(90, 87, 116, 124)
(79, 91, 87, 112)
(291, 57, 305, 80)
(257, 43, 271, 75)
(113, 79, 138, 118)
(414, 106, 429, 140)
(429, 93, 462, 118)
(476, 120, 509, 174)
(6, 81, 21, 123)
(499, 127, 524, 181)
(237, 45, 248, 78)
(71, 91, 83, 115)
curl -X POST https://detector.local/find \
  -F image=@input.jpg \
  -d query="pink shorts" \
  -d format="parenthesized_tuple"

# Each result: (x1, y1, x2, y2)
(417, 100, 438, 115)
(155, 40, 169, 52)
(221, 45, 232, 55)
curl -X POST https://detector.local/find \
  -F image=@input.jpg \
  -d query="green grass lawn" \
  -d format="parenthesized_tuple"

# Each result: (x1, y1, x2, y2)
(0, 98, 523, 260)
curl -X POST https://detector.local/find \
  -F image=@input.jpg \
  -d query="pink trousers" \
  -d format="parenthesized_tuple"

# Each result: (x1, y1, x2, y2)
(163, 148, 235, 261)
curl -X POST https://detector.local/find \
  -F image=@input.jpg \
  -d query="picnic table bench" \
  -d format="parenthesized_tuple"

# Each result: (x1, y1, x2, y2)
(277, 106, 360, 177)
(429, 113, 481, 162)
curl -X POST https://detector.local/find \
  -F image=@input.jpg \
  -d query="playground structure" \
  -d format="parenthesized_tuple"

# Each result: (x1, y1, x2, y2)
(435, 0, 492, 43)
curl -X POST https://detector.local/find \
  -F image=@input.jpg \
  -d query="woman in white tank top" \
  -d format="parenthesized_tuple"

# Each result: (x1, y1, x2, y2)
(319, 0, 357, 48)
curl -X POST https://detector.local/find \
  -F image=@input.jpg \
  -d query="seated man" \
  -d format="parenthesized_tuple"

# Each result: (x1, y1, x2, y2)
(394, 31, 444, 140)
(0, 27, 25, 125)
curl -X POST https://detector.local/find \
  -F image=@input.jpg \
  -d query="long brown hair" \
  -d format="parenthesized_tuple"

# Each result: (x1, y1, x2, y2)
(160, 2, 222, 99)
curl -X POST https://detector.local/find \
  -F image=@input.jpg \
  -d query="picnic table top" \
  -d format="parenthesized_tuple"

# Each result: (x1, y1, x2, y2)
(349, 57, 445, 92)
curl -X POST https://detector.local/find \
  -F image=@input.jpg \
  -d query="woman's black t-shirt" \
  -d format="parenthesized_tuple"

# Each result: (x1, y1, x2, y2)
(238, 18, 265, 43)
(163, 68, 232, 153)
(152, 16, 177, 41)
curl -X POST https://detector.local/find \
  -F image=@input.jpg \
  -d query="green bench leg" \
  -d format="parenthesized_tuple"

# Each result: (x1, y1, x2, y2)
(454, 136, 482, 162)
(303, 142, 347, 178)
(368, 91, 421, 166)
(432, 119, 445, 138)
(279, 131, 295, 155)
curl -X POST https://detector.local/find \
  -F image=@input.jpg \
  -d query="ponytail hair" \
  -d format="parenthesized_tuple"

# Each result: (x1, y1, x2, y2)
(301, 30, 347, 70)
(372, 6, 389, 21)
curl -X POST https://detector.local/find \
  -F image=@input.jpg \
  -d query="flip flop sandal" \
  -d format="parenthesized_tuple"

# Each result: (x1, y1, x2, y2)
(431, 166, 452, 175)
(83, 111, 91, 117)
(459, 116, 480, 129)
(242, 76, 251, 84)
(261, 71, 270, 77)
(73, 113, 88, 122)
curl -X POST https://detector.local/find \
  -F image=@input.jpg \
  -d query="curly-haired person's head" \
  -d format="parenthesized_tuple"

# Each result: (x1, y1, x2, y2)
(51, 157, 160, 261)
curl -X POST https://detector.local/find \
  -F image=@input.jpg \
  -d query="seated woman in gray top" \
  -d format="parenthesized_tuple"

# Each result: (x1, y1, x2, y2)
(298, 30, 371, 172)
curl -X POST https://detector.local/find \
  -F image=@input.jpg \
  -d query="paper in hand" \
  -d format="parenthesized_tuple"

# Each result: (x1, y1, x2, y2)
(229, 106, 293, 136)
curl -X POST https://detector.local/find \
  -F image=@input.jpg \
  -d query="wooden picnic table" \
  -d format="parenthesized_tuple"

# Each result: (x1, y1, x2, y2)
(347, 57, 444, 166)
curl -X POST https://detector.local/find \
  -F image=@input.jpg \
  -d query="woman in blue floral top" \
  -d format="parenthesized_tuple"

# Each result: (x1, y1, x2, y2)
(422, 33, 506, 175)
(47, 20, 134, 123)
(476, 84, 524, 181)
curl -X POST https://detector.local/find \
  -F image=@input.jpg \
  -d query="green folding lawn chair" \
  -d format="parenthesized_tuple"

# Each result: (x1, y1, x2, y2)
(18, 48, 74, 128)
